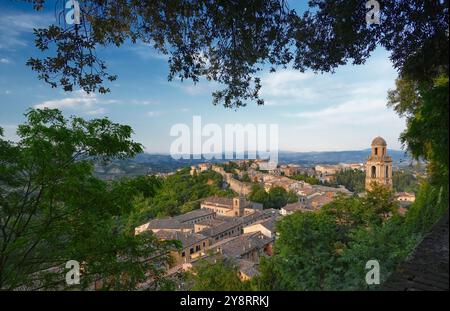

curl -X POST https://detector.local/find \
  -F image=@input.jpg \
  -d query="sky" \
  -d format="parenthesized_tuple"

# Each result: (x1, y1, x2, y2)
(0, 1, 406, 154)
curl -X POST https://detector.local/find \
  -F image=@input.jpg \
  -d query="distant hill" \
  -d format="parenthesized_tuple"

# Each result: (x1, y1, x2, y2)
(276, 149, 412, 165)
(93, 149, 414, 179)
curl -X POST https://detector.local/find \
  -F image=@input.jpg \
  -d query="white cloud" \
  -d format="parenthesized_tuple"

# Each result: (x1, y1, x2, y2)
(267, 50, 405, 151)
(262, 71, 313, 98)
(278, 98, 405, 151)
(172, 79, 219, 96)
(0, 12, 50, 50)
(85, 108, 107, 115)
(287, 99, 396, 128)
(260, 68, 395, 107)
(146, 111, 161, 117)
(34, 90, 117, 115)
(129, 99, 158, 106)
(128, 42, 169, 61)
(0, 124, 19, 142)
(0, 58, 11, 64)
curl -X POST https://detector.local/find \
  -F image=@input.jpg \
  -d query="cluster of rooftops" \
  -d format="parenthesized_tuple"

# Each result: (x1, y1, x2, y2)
(135, 196, 280, 281)
(134, 186, 357, 283)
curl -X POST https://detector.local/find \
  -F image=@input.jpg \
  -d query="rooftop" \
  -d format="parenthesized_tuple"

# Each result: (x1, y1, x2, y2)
(202, 196, 234, 207)
(144, 218, 184, 230)
(198, 218, 242, 237)
(311, 185, 352, 195)
(174, 209, 215, 223)
(283, 202, 313, 213)
(237, 259, 260, 278)
(246, 216, 278, 232)
(217, 232, 273, 259)
(308, 194, 333, 206)
(371, 136, 387, 146)
(155, 231, 208, 248)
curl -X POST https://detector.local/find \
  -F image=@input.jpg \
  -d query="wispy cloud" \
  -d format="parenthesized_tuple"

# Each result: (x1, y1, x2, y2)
(286, 99, 396, 129)
(127, 42, 169, 61)
(85, 108, 107, 115)
(0, 11, 50, 50)
(0, 58, 11, 64)
(260, 56, 396, 107)
(172, 79, 219, 96)
(129, 99, 158, 106)
(0, 123, 19, 142)
(146, 110, 161, 117)
(34, 90, 117, 115)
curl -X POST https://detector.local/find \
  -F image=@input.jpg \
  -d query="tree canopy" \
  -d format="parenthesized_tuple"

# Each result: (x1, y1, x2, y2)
(257, 184, 419, 290)
(248, 184, 295, 209)
(23, 0, 448, 108)
(185, 257, 251, 291)
(0, 109, 176, 290)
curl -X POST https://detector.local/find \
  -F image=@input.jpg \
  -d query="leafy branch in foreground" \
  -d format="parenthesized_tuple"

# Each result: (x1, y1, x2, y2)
(0, 108, 175, 290)
(24, 1, 448, 108)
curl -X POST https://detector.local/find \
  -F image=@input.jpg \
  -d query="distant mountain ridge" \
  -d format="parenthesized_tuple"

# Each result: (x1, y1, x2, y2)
(275, 149, 411, 165)
(94, 149, 414, 179)
(135, 149, 411, 164)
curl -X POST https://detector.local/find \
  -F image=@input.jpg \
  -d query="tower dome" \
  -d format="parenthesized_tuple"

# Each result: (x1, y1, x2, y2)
(371, 136, 387, 146)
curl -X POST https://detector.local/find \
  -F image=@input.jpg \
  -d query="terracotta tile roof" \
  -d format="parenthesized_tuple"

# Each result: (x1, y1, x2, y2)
(246, 216, 278, 232)
(202, 196, 234, 207)
(198, 218, 242, 237)
(283, 202, 313, 213)
(237, 259, 260, 278)
(218, 232, 273, 258)
(173, 209, 215, 223)
(155, 231, 208, 248)
(145, 218, 183, 230)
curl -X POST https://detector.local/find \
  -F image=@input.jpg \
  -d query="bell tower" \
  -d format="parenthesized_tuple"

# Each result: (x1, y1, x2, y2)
(365, 136, 393, 191)
(232, 197, 245, 217)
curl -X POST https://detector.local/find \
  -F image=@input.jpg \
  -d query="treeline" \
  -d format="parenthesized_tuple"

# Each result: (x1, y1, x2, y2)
(289, 173, 320, 185)
(127, 168, 234, 224)
(321, 169, 419, 194)
(392, 170, 420, 193)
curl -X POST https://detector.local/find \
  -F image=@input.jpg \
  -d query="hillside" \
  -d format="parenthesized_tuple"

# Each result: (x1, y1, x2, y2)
(93, 149, 415, 179)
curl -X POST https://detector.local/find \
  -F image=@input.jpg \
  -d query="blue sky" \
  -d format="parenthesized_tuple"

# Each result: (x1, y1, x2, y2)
(0, 1, 406, 153)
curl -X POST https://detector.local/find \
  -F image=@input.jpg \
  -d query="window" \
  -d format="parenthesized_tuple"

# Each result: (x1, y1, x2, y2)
(371, 166, 376, 178)
(203, 242, 206, 247)
(374, 148, 378, 155)
(386, 166, 389, 178)
(181, 251, 185, 257)
(195, 245, 200, 252)
(190, 248, 194, 254)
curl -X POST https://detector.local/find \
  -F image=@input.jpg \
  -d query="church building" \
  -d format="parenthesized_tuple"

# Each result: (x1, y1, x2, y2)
(365, 136, 393, 191)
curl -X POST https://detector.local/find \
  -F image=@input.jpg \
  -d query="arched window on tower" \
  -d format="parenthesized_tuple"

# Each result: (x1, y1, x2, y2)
(371, 166, 376, 178)
(386, 166, 389, 179)
(374, 148, 378, 156)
